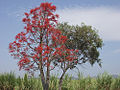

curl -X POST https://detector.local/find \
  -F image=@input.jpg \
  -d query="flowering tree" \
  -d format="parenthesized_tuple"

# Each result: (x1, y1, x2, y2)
(9, 2, 79, 90)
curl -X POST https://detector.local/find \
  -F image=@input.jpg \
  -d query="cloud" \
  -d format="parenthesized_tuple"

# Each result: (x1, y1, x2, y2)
(10, 6, 120, 41)
(57, 7, 120, 41)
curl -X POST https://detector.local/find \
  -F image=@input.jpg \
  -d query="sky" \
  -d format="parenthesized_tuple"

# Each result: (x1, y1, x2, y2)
(0, 0, 120, 77)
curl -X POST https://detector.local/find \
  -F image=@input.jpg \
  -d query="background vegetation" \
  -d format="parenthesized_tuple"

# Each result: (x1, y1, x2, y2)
(0, 72, 120, 90)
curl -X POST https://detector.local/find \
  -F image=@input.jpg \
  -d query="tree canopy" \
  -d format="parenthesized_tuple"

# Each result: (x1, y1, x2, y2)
(9, 2, 103, 90)
(58, 22, 103, 67)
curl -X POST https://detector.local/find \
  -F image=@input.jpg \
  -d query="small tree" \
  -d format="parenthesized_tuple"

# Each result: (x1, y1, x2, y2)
(58, 23, 103, 67)
(9, 2, 103, 90)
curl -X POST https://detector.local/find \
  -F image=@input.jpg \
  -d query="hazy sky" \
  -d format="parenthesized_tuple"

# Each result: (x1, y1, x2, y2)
(0, 0, 120, 76)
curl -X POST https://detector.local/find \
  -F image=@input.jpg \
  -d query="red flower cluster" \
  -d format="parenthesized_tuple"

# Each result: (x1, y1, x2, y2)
(18, 57, 30, 70)
(9, 2, 79, 71)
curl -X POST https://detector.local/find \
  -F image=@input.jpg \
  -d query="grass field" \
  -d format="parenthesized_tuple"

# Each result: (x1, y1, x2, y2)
(0, 72, 120, 90)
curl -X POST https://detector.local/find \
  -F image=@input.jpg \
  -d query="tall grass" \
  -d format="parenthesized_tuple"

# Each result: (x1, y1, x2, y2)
(112, 76, 120, 90)
(96, 72, 113, 90)
(0, 72, 16, 90)
(0, 72, 120, 90)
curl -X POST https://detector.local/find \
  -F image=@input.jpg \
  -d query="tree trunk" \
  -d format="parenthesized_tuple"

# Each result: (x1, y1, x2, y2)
(39, 64, 50, 90)
(40, 73, 50, 90)
(46, 63, 50, 90)
(40, 73, 47, 90)
(42, 83, 49, 90)
(42, 65, 50, 90)
(39, 64, 47, 90)
(59, 78, 63, 90)
(58, 68, 68, 90)
(40, 75, 49, 90)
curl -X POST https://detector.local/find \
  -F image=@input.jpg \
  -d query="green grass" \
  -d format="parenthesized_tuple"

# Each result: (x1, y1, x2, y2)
(0, 72, 120, 90)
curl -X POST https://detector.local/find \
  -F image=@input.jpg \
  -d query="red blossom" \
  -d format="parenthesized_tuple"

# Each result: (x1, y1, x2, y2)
(51, 16, 55, 20)
(50, 5, 56, 11)
(43, 57, 48, 61)
(42, 51, 49, 56)
(46, 46, 50, 50)
(18, 39, 22, 42)
(13, 41, 16, 43)
(55, 14, 59, 18)
(9, 2, 79, 72)
(9, 43, 12, 49)
(25, 68, 30, 71)
(16, 43, 21, 48)
(18, 57, 30, 64)
(30, 64, 33, 68)
(37, 46, 43, 53)
(30, 9, 34, 13)
(53, 51, 57, 56)
(46, 63, 50, 67)
(24, 12, 29, 17)
(75, 49, 79, 53)
(9, 50, 14, 53)
(22, 18, 26, 22)
(32, 20, 36, 24)
(52, 35, 56, 41)
(75, 61, 78, 64)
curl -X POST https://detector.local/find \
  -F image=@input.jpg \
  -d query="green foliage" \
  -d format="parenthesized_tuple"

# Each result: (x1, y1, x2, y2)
(23, 74, 29, 89)
(0, 72, 16, 90)
(73, 73, 94, 90)
(49, 75, 58, 90)
(57, 22, 103, 67)
(96, 72, 113, 90)
(112, 76, 120, 90)
(0, 72, 120, 90)
(16, 76, 23, 90)
(62, 74, 72, 90)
